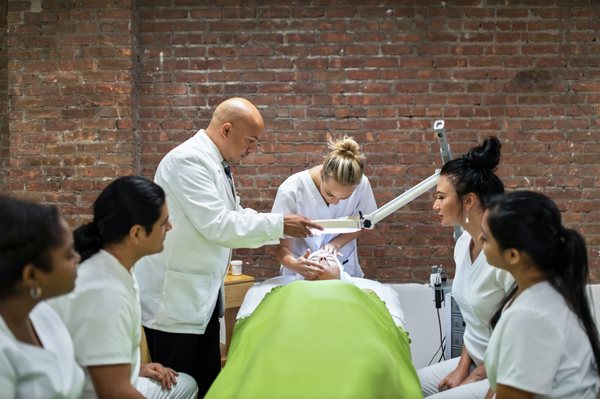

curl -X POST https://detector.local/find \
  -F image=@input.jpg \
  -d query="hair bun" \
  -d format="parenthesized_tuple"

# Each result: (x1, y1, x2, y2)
(464, 136, 501, 171)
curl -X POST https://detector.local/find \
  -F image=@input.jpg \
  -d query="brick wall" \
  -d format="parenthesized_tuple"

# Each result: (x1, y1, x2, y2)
(0, 1, 8, 192)
(3, 0, 600, 283)
(5, 0, 139, 216)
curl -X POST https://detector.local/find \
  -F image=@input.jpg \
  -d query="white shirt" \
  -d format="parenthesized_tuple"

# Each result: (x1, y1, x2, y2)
(485, 282, 600, 398)
(272, 170, 377, 277)
(134, 130, 285, 334)
(0, 302, 84, 399)
(451, 231, 514, 365)
(50, 250, 142, 399)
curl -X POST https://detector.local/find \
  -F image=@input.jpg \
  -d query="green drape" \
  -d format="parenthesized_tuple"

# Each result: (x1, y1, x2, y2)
(207, 280, 423, 399)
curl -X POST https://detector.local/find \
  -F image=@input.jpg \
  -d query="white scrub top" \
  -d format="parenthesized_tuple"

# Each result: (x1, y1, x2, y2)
(51, 250, 142, 399)
(451, 231, 514, 365)
(0, 302, 84, 399)
(485, 282, 600, 398)
(272, 170, 377, 277)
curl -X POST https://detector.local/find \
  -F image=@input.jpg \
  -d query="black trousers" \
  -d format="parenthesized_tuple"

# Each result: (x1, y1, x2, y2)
(144, 303, 221, 398)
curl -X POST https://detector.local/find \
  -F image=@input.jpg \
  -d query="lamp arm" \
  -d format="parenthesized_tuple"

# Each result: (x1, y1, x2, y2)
(361, 170, 440, 229)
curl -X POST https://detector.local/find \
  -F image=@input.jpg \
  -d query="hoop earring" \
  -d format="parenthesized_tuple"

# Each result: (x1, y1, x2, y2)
(29, 286, 42, 299)
(465, 211, 470, 224)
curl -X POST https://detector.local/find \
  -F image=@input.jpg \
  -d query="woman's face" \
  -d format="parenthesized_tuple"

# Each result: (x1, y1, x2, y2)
(320, 177, 356, 205)
(432, 175, 463, 226)
(37, 218, 80, 299)
(480, 209, 506, 270)
(307, 251, 341, 280)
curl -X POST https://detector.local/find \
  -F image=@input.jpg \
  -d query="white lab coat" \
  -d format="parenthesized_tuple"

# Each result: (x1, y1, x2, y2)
(134, 130, 284, 334)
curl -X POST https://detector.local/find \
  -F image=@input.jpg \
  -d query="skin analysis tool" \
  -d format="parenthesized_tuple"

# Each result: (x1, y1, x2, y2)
(311, 120, 453, 236)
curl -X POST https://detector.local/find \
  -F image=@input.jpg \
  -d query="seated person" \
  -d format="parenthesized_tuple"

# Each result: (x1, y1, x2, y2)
(49, 176, 198, 399)
(206, 251, 420, 399)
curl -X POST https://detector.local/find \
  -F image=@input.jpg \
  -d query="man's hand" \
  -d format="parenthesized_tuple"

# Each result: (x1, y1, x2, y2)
(283, 214, 323, 238)
(139, 363, 178, 390)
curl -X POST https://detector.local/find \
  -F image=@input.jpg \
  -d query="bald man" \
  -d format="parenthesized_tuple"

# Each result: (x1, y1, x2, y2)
(134, 98, 322, 396)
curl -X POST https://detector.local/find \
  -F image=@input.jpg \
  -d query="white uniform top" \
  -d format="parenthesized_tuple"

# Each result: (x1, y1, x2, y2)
(271, 170, 377, 277)
(0, 302, 84, 399)
(135, 130, 284, 334)
(50, 250, 142, 399)
(485, 282, 600, 398)
(451, 231, 514, 365)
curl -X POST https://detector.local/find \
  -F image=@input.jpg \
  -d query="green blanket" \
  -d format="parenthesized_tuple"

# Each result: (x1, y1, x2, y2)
(206, 280, 423, 399)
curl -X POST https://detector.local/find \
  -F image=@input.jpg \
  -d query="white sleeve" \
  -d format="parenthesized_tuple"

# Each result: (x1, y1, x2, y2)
(495, 268, 515, 293)
(271, 183, 298, 215)
(356, 176, 377, 215)
(64, 289, 135, 366)
(495, 309, 562, 395)
(0, 345, 16, 399)
(160, 154, 284, 249)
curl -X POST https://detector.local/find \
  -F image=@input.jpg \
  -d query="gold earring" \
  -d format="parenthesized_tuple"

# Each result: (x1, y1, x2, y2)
(465, 211, 470, 224)
(29, 286, 42, 299)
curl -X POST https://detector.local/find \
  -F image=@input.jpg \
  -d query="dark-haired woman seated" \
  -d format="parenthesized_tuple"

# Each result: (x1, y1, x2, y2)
(482, 191, 600, 399)
(0, 196, 84, 398)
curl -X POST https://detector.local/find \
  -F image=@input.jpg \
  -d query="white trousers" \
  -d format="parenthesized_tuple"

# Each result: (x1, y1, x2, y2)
(136, 372, 198, 399)
(417, 357, 488, 399)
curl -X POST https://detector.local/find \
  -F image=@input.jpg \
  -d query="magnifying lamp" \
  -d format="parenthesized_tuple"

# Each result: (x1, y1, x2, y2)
(311, 170, 440, 235)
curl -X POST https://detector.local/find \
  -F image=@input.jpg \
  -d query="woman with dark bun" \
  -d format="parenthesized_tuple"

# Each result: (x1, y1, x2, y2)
(0, 196, 84, 398)
(482, 191, 600, 398)
(272, 136, 377, 280)
(50, 176, 198, 399)
(417, 137, 514, 398)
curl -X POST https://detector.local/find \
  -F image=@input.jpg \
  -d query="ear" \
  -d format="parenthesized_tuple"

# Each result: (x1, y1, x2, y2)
(21, 264, 39, 290)
(463, 192, 479, 211)
(221, 122, 232, 138)
(129, 224, 144, 245)
(503, 248, 520, 266)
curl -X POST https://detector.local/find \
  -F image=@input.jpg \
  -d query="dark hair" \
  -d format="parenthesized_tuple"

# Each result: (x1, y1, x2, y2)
(487, 191, 600, 372)
(441, 136, 504, 208)
(75, 176, 166, 262)
(0, 196, 65, 299)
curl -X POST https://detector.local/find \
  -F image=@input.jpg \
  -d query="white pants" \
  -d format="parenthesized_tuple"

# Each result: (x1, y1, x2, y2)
(136, 372, 198, 399)
(417, 357, 488, 398)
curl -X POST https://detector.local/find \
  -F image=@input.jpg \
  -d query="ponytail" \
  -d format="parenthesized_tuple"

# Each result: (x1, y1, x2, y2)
(486, 191, 600, 374)
(74, 222, 103, 262)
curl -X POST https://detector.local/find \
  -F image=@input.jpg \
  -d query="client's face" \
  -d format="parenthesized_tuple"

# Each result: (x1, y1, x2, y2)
(307, 251, 341, 280)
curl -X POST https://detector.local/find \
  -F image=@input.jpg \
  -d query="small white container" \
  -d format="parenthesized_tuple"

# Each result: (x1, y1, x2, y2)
(230, 260, 243, 276)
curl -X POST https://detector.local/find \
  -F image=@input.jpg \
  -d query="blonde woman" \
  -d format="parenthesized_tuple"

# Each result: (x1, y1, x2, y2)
(272, 137, 377, 279)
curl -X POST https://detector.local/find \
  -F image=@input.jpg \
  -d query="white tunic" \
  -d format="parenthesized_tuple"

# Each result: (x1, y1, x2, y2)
(485, 282, 600, 398)
(272, 170, 377, 277)
(50, 250, 142, 399)
(451, 231, 514, 365)
(0, 302, 84, 399)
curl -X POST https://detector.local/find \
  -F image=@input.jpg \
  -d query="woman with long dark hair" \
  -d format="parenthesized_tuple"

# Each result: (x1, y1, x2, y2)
(417, 137, 514, 398)
(482, 191, 600, 398)
(50, 176, 197, 399)
(0, 196, 83, 397)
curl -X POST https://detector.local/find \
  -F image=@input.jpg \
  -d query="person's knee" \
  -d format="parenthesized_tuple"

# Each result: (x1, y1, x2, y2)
(173, 372, 198, 399)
